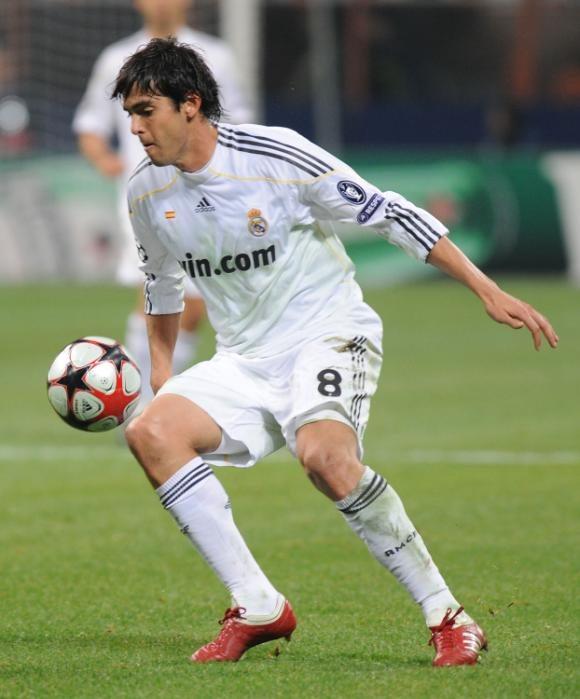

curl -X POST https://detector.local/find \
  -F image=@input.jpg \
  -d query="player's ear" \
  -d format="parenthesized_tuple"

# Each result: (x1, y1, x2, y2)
(183, 93, 202, 120)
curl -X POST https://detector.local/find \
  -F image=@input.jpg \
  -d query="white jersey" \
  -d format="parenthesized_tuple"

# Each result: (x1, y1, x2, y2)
(72, 27, 252, 185)
(127, 124, 448, 357)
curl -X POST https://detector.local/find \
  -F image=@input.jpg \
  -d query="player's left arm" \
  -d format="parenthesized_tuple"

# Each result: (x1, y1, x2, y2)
(427, 235, 559, 351)
(294, 134, 558, 350)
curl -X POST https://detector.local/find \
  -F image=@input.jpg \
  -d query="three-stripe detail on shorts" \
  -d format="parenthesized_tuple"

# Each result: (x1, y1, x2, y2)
(384, 201, 441, 252)
(348, 336, 368, 433)
(159, 461, 213, 509)
(338, 473, 388, 515)
(217, 126, 333, 178)
(144, 273, 155, 314)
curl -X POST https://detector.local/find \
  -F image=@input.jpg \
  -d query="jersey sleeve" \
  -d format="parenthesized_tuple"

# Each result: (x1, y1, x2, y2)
(128, 197, 185, 315)
(215, 49, 255, 124)
(72, 49, 116, 139)
(299, 149, 448, 262)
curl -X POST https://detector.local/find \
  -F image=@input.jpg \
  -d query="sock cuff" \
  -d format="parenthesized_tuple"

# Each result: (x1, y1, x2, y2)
(336, 466, 388, 514)
(156, 456, 213, 509)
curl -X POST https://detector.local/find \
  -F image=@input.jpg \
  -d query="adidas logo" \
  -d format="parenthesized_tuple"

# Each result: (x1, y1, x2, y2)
(195, 196, 215, 213)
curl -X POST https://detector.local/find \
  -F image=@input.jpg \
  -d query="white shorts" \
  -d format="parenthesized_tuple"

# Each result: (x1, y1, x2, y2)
(116, 201, 201, 299)
(157, 321, 383, 468)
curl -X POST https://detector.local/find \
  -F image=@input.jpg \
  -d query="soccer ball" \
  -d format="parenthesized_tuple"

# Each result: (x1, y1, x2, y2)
(47, 336, 141, 432)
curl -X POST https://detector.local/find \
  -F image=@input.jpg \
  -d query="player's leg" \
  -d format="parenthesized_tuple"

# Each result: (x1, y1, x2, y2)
(295, 419, 465, 622)
(125, 358, 296, 661)
(125, 393, 281, 615)
(286, 331, 486, 665)
(295, 420, 486, 666)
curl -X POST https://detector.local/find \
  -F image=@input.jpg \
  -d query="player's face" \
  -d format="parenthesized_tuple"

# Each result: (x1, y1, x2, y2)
(124, 88, 198, 167)
(133, 0, 190, 27)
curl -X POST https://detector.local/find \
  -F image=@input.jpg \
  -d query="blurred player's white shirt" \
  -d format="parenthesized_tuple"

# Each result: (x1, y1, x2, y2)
(73, 27, 252, 287)
(73, 27, 252, 182)
(128, 124, 449, 356)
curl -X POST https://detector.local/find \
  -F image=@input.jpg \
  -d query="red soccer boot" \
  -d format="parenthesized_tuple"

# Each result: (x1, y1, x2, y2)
(191, 600, 297, 663)
(428, 606, 488, 667)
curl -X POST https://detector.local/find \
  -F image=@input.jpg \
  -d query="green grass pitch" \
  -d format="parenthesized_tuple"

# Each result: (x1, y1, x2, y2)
(0, 278, 578, 698)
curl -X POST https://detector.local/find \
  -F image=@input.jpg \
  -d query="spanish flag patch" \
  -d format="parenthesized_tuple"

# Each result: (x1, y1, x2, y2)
(165, 210, 176, 220)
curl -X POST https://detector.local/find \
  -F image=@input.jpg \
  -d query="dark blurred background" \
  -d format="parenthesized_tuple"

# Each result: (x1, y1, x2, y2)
(1, 0, 579, 284)
(2, 0, 580, 150)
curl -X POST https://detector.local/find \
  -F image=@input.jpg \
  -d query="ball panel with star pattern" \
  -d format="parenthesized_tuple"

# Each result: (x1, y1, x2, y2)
(47, 345, 72, 382)
(47, 336, 141, 432)
(70, 342, 105, 368)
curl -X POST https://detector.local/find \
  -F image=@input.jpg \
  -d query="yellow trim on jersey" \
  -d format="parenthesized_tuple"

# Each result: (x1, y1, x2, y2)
(129, 173, 179, 212)
(207, 166, 338, 187)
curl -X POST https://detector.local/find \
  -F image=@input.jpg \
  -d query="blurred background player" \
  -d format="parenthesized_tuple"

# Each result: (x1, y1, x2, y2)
(73, 0, 253, 409)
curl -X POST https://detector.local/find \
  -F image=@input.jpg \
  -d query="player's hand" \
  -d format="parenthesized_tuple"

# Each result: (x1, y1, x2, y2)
(96, 152, 124, 178)
(482, 288, 559, 350)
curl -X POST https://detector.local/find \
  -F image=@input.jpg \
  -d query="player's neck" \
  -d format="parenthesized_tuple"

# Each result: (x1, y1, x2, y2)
(144, 20, 187, 39)
(174, 120, 218, 174)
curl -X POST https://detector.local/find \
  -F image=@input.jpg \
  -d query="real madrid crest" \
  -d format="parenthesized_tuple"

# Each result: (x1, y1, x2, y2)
(247, 208, 269, 237)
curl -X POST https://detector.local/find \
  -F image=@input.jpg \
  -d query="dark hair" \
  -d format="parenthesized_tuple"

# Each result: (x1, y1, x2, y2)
(111, 37, 223, 121)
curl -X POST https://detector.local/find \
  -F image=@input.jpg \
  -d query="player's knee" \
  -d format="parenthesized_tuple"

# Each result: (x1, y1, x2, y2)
(124, 413, 148, 455)
(298, 442, 347, 479)
(125, 412, 171, 461)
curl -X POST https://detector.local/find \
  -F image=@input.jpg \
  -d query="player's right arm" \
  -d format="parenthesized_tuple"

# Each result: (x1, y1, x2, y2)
(78, 133, 124, 178)
(146, 313, 181, 394)
(128, 186, 186, 392)
(73, 49, 123, 178)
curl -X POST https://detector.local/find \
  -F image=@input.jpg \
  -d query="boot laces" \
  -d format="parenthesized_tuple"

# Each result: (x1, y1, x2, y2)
(218, 606, 247, 626)
(428, 606, 464, 649)
(199, 607, 247, 654)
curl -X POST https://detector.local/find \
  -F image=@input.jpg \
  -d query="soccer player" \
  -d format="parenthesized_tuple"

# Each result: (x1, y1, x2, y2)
(114, 38, 559, 666)
(73, 0, 252, 409)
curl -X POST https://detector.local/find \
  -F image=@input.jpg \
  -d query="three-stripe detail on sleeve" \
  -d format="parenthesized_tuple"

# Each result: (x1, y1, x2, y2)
(384, 201, 442, 252)
(217, 126, 333, 178)
(159, 461, 213, 509)
(338, 473, 388, 515)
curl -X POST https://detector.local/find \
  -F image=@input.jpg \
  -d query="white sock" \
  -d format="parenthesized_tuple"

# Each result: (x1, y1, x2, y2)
(336, 466, 472, 627)
(157, 457, 281, 617)
(172, 329, 197, 374)
(125, 312, 153, 407)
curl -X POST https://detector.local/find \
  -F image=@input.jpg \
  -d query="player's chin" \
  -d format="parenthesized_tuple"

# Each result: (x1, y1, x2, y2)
(148, 154, 165, 166)
(145, 146, 167, 166)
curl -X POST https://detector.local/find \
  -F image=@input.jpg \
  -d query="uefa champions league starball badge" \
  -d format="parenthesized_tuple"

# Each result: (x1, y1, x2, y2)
(247, 208, 269, 237)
